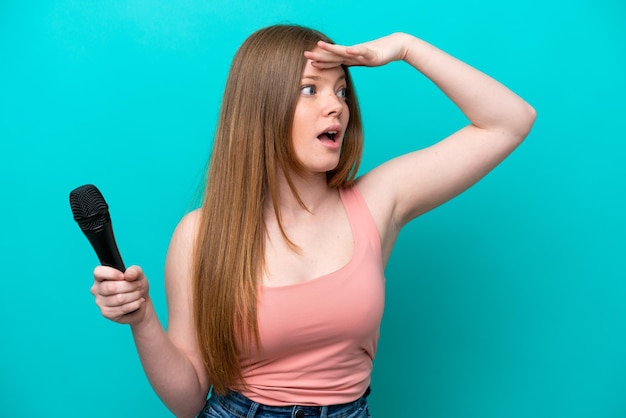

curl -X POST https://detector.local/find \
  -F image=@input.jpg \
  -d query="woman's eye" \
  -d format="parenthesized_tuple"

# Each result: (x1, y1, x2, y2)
(337, 88, 348, 99)
(300, 85, 316, 96)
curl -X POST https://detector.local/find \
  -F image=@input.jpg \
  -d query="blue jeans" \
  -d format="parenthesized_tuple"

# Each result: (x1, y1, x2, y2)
(197, 390, 371, 418)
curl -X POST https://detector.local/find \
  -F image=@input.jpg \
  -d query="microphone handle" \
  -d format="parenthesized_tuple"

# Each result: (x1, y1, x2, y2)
(82, 223, 126, 272)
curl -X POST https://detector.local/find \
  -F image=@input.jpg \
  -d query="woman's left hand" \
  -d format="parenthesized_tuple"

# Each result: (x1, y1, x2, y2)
(304, 32, 410, 69)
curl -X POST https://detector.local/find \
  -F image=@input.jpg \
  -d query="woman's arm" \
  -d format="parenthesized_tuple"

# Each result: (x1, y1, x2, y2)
(91, 211, 209, 418)
(306, 33, 536, 258)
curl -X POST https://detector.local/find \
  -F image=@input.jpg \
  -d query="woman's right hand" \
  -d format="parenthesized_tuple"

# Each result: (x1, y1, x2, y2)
(304, 32, 412, 70)
(91, 265, 150, 324)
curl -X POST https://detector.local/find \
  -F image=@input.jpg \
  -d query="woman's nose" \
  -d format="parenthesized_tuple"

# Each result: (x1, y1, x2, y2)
(324, 93, 343, 116)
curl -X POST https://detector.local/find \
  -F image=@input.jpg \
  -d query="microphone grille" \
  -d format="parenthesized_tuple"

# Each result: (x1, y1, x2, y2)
(69, 184, 111, 231)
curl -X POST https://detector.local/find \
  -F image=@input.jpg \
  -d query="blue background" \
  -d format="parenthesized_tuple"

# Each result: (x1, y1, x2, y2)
(1, 1, 625, 417)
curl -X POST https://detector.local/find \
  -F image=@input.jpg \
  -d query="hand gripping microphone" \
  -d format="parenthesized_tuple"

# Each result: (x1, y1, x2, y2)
(69, 184, 126, 272)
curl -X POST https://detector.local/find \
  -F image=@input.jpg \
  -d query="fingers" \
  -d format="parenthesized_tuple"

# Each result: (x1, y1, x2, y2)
(305, 34, 409, 69)
(318, 41, 373, 60)
(93, 265, 124, 282)
(98, 291, 146, 320)
(123, 265, 144, 282)
(91, 265, 149, 322)
(93, 265, 144, 283)
(303, 51, 342, 69)
(92, 276, 140, 297)
(304, 41, 374, 69)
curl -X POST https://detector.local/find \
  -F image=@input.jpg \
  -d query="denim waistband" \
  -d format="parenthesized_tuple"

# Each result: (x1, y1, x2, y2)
(199, 388, 371, 418)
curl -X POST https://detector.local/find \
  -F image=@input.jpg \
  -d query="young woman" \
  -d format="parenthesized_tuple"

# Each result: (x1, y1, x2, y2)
(91, 25, 535, 418)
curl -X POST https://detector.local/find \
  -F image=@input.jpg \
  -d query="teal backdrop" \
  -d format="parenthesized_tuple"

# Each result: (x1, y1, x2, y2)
(1, 1, 624, 417)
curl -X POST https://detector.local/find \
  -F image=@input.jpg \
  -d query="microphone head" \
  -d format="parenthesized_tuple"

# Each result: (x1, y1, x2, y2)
(69, 184, 111, 232)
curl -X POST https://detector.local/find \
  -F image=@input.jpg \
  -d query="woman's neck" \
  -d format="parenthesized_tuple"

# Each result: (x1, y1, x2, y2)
(266, 170, 336, 216)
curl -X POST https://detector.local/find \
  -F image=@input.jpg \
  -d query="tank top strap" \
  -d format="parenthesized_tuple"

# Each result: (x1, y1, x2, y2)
(339, 184, 382, 260)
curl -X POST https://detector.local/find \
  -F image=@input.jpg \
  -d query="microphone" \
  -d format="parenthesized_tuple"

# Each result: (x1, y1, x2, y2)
(69, 184, 126, 272)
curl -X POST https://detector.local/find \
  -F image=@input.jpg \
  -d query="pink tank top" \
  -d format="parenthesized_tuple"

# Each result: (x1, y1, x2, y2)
(237, 185, 385, 406)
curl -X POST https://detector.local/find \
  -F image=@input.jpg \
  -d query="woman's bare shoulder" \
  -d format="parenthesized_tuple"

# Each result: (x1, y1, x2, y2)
(165, 209, 203, 279)
(171, 209, 203, 245)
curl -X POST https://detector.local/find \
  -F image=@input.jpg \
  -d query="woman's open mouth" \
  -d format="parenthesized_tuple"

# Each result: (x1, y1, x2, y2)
(317, 130, 338, 142)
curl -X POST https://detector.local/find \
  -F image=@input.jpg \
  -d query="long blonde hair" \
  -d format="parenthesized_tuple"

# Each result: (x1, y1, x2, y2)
(193, 24, 364, 395)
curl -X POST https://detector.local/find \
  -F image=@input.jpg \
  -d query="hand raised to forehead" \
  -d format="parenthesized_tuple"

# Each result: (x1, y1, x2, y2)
(304, 33, 411, 69)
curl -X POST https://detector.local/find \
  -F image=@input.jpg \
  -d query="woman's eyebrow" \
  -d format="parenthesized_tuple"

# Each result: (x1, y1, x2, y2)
(301, 74, 346, 82)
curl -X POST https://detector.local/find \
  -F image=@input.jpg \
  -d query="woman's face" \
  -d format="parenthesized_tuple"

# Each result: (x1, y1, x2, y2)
(291, 52, 350, 177)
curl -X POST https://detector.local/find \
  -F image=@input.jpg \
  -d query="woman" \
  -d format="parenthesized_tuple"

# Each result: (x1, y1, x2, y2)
(91, 25, 535, 418)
